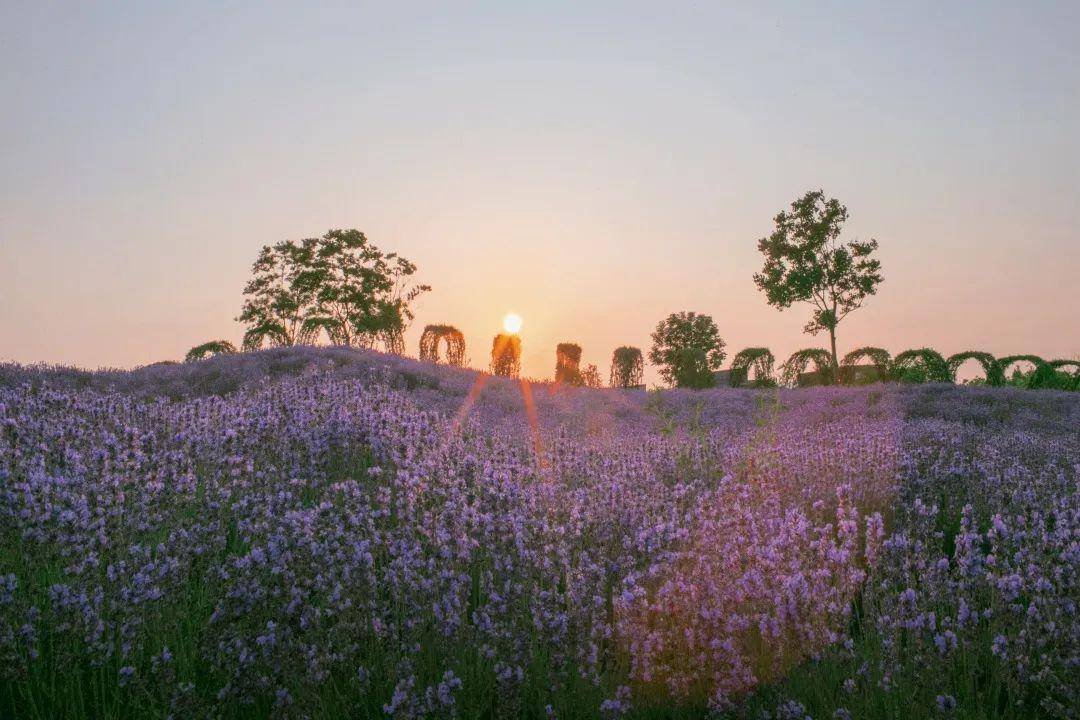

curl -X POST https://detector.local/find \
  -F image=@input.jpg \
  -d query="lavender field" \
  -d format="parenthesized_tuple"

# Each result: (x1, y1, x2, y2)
(1, 348, 1077, 719)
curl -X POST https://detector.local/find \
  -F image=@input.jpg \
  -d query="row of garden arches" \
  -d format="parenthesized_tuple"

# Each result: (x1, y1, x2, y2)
(724, 345, 1079, 390)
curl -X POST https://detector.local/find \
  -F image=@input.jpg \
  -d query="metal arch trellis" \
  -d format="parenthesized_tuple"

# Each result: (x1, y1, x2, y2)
(729, 347, 776, 387)
(890, 348, 952, 383)
(946, 351, 1004, 386)
(419, 324, 466, 366)
(781, 348, 833, 386)
(610, 346, 644, 388)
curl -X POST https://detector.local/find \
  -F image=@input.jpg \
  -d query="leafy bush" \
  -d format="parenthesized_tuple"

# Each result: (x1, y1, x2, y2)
(649, 312, 726, 388)
(610, 346, 644, 388)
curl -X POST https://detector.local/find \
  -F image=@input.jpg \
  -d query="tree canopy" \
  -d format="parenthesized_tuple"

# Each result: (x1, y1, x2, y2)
(649, 312, 726, 388)
(754, 190, 883, 371)
(238, 230, 429, 353)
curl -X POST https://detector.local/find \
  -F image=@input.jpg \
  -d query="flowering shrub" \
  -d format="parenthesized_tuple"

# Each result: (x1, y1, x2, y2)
(0, 348, 1076, 718)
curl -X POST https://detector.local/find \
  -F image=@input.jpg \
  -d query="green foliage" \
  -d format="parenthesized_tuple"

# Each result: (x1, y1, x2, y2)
(891, 348, 952, 383)
(998, 355, 1057, 389)
(419, 324, 465, 366)
(610, 346, 644, 388)
(672, 347, 717, 389)
(729, 347, 776, 388)
(555, 343, 584, 385)
(1048, 360, 1080, 391)
(184, 340, 237, 363)
(781, 348, 834, 386)
(754, 190, 883, 369)
(490, 333, 521, 377)
(237, 241, 319, 350)
(648, 312, 726, 388)
(839, 346, 891, 385)
(946, 351, 1004, 387)
(238, 230, 429, 353)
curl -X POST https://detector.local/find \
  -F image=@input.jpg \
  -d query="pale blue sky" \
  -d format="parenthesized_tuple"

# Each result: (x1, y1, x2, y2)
(2, 1, 1077, 381)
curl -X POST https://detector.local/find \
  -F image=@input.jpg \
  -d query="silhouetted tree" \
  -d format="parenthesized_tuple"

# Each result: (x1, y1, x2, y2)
(302, 230, 429, 352)
(555, 343, 584, 385)
(237, 241, 319, 350)
(649, 312, 726, 388)
(581, 363, 603, 388)
(238, 230, 429, 354)
(610, 346, 644, 388)
(754, 190, 883, 373)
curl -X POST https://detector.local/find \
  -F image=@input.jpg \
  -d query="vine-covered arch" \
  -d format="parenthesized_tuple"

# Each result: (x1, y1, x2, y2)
(419, 324, 466, 366)
(610, 346, 644, 388)
(1049, 360, 1080, 390)
(729, 347, 776, 387)
(490, 333, 522, 377)
(998, 355, 1055, 389)
(781, 348, 834, 386)
(946, 351, 1004, 386)
(840, 346, 891, 384)
(555, 343, 584, 385)
(185, 340, 237, 363)
(890, 348, 951, 383)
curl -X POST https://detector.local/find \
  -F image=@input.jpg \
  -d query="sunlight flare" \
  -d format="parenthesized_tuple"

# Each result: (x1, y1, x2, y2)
(503, 312, 523, 334)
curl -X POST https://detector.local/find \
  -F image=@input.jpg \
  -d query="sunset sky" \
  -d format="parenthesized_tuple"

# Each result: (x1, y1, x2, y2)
(2, 2, 1078, 385)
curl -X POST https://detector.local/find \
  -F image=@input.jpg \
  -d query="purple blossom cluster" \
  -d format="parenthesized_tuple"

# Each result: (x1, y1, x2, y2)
(0, 350, 1077, 718)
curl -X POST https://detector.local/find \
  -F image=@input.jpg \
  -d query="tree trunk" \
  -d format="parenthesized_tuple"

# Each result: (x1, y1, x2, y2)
(829, 327, 839, 384)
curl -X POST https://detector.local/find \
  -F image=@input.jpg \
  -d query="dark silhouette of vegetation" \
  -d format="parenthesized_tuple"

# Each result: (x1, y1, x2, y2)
(184, 340, 237, 363)
(754, 190, 883, 374)
(729, 348, 777, 388)
(610, 347, 644, 389)
(555, 343, 584, 385)
(580, 363, 603, 388)
(419, 324, 465, 366)
(782, 348, 834, 386)
(891, 348, 951, 384)
(237, 242, 319, 350)
(649, 312, 726, 388)
(490, 333, 522, 377)
(946, 351, 1004, 387)
(238, 229, 429, 354)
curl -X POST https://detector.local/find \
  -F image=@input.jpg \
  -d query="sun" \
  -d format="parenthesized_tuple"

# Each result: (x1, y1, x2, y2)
(503, 312, 523, 334)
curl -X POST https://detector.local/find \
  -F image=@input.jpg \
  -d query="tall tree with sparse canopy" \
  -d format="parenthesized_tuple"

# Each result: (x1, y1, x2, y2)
(753, 190, 883, 373)
(649, 312, 726, 388)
